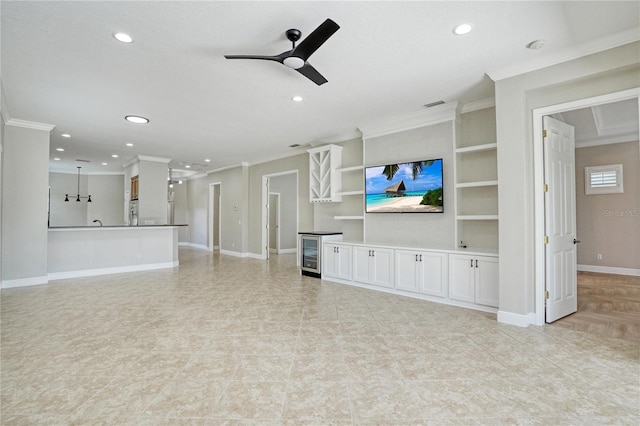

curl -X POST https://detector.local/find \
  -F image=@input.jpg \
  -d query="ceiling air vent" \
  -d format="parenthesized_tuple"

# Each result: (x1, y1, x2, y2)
(424, 100, 445, 108)
(75, 159, 91, 163)
(289, 144, 301, 148)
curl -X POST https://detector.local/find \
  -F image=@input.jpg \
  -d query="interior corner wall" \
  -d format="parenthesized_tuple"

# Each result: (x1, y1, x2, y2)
(495, 41, 640, 318)
(363, 122, 455, 249)
(575, 141, 639, 270)
(172, 181, 188, 241)
(247, 154, 311, 256)
(268, 173, 298, 251)
(1, 124, 50, 283)
(138, 160, 168, 225)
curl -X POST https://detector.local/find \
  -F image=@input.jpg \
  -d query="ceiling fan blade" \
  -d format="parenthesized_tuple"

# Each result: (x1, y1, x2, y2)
(224, 54, 283, 63)
(296, 63, 328, 86)
(292, 19, 340, 61)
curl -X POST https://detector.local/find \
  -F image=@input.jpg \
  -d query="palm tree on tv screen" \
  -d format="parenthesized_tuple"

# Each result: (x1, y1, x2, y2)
(382, 160, 435, 181)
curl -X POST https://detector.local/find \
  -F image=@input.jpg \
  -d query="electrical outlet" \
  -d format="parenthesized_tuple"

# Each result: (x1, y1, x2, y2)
(597, 253, 602, 260)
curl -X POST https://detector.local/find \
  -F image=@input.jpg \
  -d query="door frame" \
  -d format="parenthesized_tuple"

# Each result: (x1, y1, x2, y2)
(268, 192, 280, 253)
(261, 170, 298, 260)
(208, 182, 222, 252)
(532, 88, 639, 326)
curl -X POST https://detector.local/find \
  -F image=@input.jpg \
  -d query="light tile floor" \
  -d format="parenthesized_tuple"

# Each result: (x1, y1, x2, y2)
(1, 247, 638, 424)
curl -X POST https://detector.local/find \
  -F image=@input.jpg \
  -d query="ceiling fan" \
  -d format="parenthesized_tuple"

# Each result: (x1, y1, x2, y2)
(224, 18, 340, 86)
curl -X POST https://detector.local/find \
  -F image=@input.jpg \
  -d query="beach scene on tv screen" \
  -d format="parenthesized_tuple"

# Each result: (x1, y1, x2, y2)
(365, 159, 443, 213)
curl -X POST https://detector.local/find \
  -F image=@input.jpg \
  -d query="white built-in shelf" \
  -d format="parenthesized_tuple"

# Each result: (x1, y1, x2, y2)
(455, 180, 499, 189)
(337, 190, 364, 196)
(336, 165, 364, 173)
(455, 143, 497, 154)
(334, 216, 364, 220)
(456, 215, 499, 221)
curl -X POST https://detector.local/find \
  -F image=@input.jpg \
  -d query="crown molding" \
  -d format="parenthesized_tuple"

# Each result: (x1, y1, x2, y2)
(308, 129, 363, 147)
(122, 155, 171, 168)
(359, 102, 458, 140)
(461, 98, 495, 114)
(488, 27, 640, 82)
(5, 118, 55, 132)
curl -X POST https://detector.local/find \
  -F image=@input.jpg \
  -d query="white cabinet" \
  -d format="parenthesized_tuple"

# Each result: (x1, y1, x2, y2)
(395, 250, 448, 297)
(308, 144, 342, 203)
(353, 246, 393, 288)
(449, 254, 498, 307)
(323, 243, 352, 281)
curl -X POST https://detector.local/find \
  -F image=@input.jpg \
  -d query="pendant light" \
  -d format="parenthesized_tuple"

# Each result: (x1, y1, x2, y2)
(65, 166, 92, 202)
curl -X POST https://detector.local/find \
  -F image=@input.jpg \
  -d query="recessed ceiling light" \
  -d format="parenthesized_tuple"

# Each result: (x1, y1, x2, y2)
(112, 154, 119, 158)
(292, 95, 303, 102)
(53, 157, 61, 161)
(125, 115, 149, 124)
(101, 162, 108, 166)
(56, 148, 64, 152)
(526, 39, 546, 49)
(126, 143, 134, 147)
(185, 165, 191, 169)
(61, 133, 71, 138)
(205, 158, 211, 163)
(453, 23, 473, 35)
(113, 32, 133, 43)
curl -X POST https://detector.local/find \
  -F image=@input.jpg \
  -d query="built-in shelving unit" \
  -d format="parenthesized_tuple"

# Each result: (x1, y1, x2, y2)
(308, 144, 342, 203)
(454, 101, 499, 252)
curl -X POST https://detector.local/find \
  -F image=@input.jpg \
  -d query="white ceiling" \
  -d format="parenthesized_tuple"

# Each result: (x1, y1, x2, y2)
(2, 1, 639, 175)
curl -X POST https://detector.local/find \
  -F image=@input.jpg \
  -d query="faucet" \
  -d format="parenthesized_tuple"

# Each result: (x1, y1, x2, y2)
(93, 219, 103, 226)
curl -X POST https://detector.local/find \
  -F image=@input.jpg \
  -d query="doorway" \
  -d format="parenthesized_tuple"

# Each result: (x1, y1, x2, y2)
(208, 182, 221, 251)
(261, 170, 298, 260)
(533, 88, 640, 326)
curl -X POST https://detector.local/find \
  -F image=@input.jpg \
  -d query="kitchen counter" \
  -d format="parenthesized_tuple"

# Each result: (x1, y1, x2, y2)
(298, 231, 343, 236)
(48, 225, 185, 280)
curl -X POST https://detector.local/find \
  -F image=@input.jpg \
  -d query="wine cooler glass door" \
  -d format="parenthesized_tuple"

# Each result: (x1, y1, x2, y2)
(301, 236, 321, 273)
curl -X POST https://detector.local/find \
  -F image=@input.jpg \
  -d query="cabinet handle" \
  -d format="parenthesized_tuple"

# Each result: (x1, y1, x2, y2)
(415, 254, 418, 262)
(419, 254, 423, 262)
(470, 259, 474, 268)
(475, 259, 478, 268)
(336, 247, 339, 253)
(371, 250, 375, 257)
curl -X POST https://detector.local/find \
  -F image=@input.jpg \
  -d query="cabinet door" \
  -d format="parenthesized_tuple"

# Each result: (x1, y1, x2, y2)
(420, 252, 448, 298)
(353, 246, 372, 284)
(369, 248, 393, 288)
(475, 256, 499, 307)
(395, 250, 420, 293)
(449, 254, 475, 303)
(334, 244, 352, 281)
(323, 244, 339, 278)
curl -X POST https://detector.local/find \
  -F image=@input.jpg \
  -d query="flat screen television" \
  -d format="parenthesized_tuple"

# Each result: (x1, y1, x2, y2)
(365, 158, 443, 213)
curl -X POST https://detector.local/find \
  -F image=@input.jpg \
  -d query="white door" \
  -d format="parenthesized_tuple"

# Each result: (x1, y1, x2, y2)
(268, 193, 279, 253)
(544, 116, 578, 322)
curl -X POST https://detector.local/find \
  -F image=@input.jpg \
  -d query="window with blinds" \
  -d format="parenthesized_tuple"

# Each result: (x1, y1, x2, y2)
(585, 164, 623, 195)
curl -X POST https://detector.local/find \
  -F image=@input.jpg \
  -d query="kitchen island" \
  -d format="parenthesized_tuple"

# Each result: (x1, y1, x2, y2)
(47, 225, 186, 281)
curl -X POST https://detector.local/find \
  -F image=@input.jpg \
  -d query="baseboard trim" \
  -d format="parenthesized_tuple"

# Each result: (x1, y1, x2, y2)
(278, 248, 297, 254)
(48, 261, 179, 281)
(2, 275, 49, 289)
(578, 264, 640, 276)
(219, 249, 247, 258)
(179, 242, 209, 250)
(497, 310, 533, 328)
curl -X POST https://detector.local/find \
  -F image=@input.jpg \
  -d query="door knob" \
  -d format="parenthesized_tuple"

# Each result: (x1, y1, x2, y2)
(573, 238, 581, 244)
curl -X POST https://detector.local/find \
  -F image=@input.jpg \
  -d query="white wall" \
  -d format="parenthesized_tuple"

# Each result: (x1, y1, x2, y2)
(87, 174, 125, 226)
(138, 160, 169, 225)
(49, 172, 88, 226)
(1, 123, 51, 283)
(495, 42, 640, 319)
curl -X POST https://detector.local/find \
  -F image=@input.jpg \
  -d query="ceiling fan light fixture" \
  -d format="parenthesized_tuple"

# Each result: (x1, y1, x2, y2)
(453, 23, 473, 35)
(283, 56, 305, 69)
(125, 115, 149, 124)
